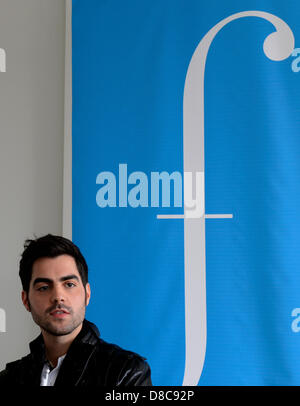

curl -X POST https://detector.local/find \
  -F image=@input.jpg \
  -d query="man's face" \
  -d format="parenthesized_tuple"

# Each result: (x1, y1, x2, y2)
(22, 254, 91, 337)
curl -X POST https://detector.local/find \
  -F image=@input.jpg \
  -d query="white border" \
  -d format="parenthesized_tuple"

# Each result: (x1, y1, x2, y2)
(63, 0, 72, 239)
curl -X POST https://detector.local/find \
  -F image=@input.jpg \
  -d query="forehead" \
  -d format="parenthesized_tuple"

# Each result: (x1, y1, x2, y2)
(31, 254, 80, 281)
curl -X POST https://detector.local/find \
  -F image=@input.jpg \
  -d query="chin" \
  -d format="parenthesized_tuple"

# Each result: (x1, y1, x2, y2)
(41, 320, 78, 336)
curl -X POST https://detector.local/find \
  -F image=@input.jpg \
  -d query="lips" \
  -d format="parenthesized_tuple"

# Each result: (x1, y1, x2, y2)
(49, 308, 70, 317)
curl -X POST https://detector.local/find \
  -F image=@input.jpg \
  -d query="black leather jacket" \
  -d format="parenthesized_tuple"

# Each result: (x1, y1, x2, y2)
(0, 319, 152, 386)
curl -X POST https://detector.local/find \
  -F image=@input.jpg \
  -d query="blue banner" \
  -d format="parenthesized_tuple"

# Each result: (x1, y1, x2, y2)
(72, 0, 300, 385)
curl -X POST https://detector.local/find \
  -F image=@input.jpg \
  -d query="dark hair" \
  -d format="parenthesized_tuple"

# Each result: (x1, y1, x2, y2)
(19, 234, 88, 293)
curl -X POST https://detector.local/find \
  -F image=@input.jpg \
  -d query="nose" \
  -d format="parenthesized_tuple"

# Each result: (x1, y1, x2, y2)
(50, 284, 65, 304)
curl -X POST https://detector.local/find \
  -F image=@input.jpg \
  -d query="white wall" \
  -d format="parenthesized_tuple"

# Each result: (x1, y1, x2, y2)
(0, 0, 66, 370)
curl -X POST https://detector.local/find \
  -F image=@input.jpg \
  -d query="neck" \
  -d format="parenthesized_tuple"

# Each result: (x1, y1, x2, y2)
(42, 323, 83, 367)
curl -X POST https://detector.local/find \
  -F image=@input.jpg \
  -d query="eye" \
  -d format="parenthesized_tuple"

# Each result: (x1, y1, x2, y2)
(65, 282, 76, 288)
(37, 286, 48, 292)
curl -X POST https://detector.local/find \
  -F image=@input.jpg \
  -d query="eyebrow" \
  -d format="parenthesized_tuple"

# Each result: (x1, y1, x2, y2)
(33, 274, 80, 286)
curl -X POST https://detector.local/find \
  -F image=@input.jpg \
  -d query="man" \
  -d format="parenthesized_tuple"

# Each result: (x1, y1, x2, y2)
(0, 234, 152, 386)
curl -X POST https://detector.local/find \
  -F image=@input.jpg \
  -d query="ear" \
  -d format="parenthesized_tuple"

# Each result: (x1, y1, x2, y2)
(85, 283, 91, 306)
(21, 290, 31, 312)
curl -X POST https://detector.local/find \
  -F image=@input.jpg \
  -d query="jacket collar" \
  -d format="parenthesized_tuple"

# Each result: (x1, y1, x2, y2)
(55, 319, 100, 386)
(75, 319, 100, 345)
(29, 332, 46, 365)
(29, 319, 100, 386)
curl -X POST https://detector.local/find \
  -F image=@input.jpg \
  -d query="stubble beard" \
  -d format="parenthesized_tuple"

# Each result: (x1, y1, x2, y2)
(28, 293, 87, 337)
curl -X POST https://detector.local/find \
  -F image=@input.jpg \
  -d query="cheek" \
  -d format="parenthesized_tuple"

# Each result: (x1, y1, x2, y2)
(71, 289, 88, 307)
(28, 291, 48, 309)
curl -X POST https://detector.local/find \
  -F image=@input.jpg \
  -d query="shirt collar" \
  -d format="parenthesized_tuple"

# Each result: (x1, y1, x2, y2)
(47, 353, 66, 370)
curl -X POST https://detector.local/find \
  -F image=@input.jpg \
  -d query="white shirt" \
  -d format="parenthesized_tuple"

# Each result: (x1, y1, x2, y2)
(40, 354, 66, 386)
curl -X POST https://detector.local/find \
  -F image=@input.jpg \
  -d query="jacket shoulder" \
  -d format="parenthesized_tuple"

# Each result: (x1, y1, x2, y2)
(0, 355, 32, 385)
(95, 338, 152, 386)
(0, 367, 9, 384)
